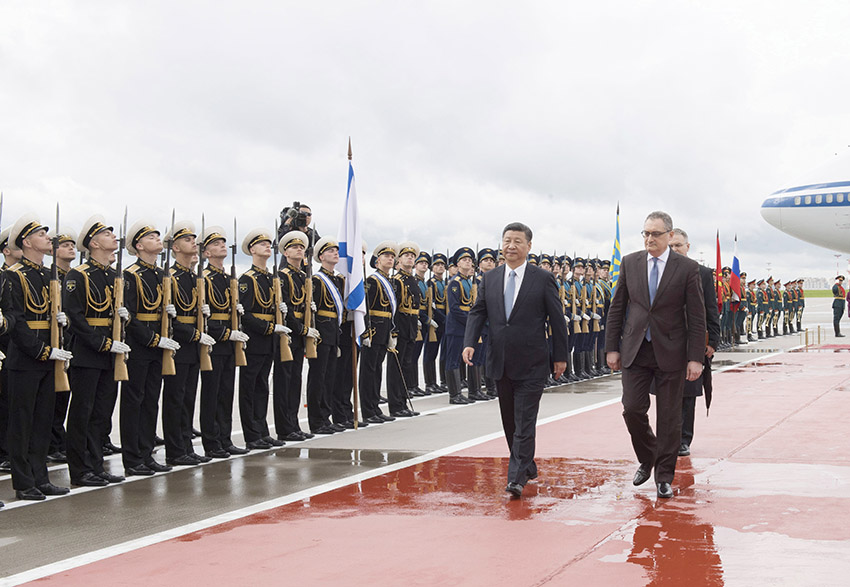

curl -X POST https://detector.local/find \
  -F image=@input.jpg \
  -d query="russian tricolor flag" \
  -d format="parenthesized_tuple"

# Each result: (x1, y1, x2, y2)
(731, 234, 742, 301)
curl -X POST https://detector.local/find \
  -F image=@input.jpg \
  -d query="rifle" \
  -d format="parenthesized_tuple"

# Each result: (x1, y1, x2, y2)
(427, 249, 436, 342)
(197, 214, 213, 372)
(113, 207, 129, 381)
(580, 273, 590, 334)
(591, 271, 601, 333)
(273, 219, 293, 362)
(161, 210, 176, 376)
(304, 225, 318, 360)
(231, 218, 247, 367)
(51, 204, 71, 392)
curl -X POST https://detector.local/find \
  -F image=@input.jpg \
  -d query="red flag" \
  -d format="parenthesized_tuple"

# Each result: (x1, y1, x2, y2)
(715, 230, 723, 313)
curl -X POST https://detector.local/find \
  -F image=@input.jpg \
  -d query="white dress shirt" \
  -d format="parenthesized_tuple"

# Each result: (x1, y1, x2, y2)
(503, 261, 527, 309)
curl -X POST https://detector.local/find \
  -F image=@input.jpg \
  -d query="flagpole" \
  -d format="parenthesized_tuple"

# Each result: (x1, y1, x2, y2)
(347, 138, 361, 430)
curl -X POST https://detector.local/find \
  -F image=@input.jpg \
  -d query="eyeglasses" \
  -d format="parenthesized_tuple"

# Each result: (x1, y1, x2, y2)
(641, 230, 669, 239)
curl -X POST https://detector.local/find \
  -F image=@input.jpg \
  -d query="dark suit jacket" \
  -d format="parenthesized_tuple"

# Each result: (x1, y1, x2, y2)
(605, 249, 705, 372)
(684, 264, 721, 398)
(464, 263, 568, 381)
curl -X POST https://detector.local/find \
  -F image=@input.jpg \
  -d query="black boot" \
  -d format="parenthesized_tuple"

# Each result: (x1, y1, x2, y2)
(485, 376, 498, 399)
(598, 347, 611, 374)
(584, 351, 598, 377)
(468, 366, 490, 401)
(448, 369, 472, 404)
(574, 352, 587, 380)
(438, 360, 449, 393)
(424, 361, 439, 394)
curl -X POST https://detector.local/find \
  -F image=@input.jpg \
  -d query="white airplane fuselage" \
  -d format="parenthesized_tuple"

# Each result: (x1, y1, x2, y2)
(761, 182, 850, 254)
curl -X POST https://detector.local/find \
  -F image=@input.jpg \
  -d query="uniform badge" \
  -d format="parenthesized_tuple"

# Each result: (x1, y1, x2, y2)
(66, 280, 76, 292)
(239, 283, 248, 293)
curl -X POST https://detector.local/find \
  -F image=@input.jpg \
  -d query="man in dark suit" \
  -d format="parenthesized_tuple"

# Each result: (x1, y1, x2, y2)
(463, 222, 568, 498)
(605, 211, 705, 499)
(669, 228, 720, 457)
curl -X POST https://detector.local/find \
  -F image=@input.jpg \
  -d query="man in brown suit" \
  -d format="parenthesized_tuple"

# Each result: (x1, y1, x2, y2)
(605, 211, 705, 498)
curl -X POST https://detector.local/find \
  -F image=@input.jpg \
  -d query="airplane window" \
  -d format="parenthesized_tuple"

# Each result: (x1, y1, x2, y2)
(826, 194, 833, 203)
(839, 194, 845, 203)
(815, 195, 823, 204)
(795, 196, 801, 205)
(805, 196, 812, 204)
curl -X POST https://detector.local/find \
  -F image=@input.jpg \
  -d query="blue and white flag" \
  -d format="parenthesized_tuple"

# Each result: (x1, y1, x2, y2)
(336, 161, 366, 344)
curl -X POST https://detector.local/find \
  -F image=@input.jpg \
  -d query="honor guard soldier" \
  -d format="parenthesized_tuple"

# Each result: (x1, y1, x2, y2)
(558, 256, 578, 383)
(46, 227, 77, 465)
(570, 258, 589, 380)
(598, 259, 613, 373)
(782, 281, 794, 335)
(64, 215, 128, 487)
(833, 275, 846, 337)
(0, 228, 23, 475)
(121, 220, 179, 475)
(527, 253, 539, 266)
(424, 252, 448, 394)
(305, 237, 345, 435)
(162, 221, 216, 466)
(386, 241, 421, 417)
(585, 259, 603, 376)
(3, 214, 71, 500)
(409, 250, 432, 397)
(359, 241, 399, 424)
(275, 230, 319, 441)
(199, 226, 250, 458)
(795, 279, 805, 330)
(719, 268, 732, 348)
(764, 277, 775, 337)
(745, 280, 757, 341)
(771, 279, 783, 335)
(735, 271, 748, 344)
(238, 228, 288, 449)
(475, 248, 498, 398)
(445, 246, 481, 404)
(539, 253, 552, 273)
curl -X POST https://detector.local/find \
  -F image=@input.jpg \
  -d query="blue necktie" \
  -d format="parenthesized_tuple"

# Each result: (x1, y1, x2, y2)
(647, 257, 659, 341)
(505, 270, 516, 320)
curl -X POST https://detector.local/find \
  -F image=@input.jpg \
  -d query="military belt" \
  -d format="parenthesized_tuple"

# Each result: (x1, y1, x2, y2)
(26, 320, 49, 330)
(251, 313, 274, 321)
(459, 305, 471, 311)
(399, 308, 419, 316)
(210, 313, 230, 321)
(86, 318, 112, 327)
(435, 304, 446, 310)
(370, 310, 392, 318)
(317, 310, 337, 318)
(292, 311, 304, 318)
(135, 313, 160, 322)
(176, 316, 196, 324)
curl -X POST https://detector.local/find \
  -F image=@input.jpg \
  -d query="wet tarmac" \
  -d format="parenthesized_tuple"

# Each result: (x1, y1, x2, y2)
(2, 315, 848, 586)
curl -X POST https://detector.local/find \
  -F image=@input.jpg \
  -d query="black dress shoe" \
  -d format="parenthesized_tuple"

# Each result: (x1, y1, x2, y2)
(341, 421, 356, 429)
(206, 449, 231, 459)
(154, 435, 165, 446)
(262, 436, 286, 447)
(312, 425, 336, 435)
(192, 428, 202, 438)
(225, 445, 249, 455)
(366, 415, 385, 425)
(46, 451, 68, 463)
(189, 452, 212, 463)
(378, 414, 396, 422)
(331, 423, 346, 432)
(657, 482, 674, 498)
(678, 444, 691, 456)
(633, 464, 652, 486)
(98, 471, 125, 483)
(167, 454, 201, 466)
(103, 441, 122, 454)
(282, 432, 305, 442)
(0, 460, 11, 472)
(390, 409, 417, 418)
(407, 388, 425, 397)
(125, 464, 155, 477)
(449, 395, 472, 405)
(245, 440, 272, 450)
(378, 396, 388, 404)
(505, 482, 523, 498)
(468, 391, 491, 401)
(353, 420, 368, 428)
(145, 460, 173, 472)
(72, 472, 109, 487)
(425, 384, 440, 394)
(101, 444, 113, 456)
(37, 482, 70, 496)
(16, 487, 46, 501)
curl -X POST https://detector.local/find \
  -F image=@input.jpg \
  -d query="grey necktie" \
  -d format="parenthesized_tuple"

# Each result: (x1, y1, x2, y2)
(505, 270, 516, 320)
(647, 257, 659, 341)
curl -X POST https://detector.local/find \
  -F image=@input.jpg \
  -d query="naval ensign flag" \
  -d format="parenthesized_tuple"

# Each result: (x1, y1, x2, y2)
(336, 160, 366, 345)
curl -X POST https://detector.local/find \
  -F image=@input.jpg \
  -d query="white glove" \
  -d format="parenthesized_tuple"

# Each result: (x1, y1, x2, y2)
(306, 327, 320, 339)
(56, 311, 68, 327)
(388, 337, 397, 351)
(361, 336, 372, 348)
(165, 304, 177, 318)
(236, 303, 244, 315)
(310, 301, 317, 312)
(573, 314, 581, 322)
(199, 333, 216, 346)
(110, 340, 131, 354)
(49, 348, 73, 361)
(157, 337, 180, 351)
(336, 347, 341, 358)
(278, 302, 288, 316)
(430, 320, 438, 329)
(117, 306, 130, 321)
(582, 313, 590, 320)
(565, 316, 571, 325)
(201, 303, 210, 317)
(432, 302, 437, 310)
(592, 313, 601, 320)
(0, 349, 5, 360)
(229, 330, 249, 342)
(274, 324, 292, 335)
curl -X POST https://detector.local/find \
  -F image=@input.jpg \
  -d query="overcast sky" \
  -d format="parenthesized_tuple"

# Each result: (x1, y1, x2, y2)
(2, 1, 850, 279)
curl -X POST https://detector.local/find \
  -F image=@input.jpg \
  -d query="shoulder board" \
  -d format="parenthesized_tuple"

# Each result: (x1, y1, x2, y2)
(281, 267, 292, 274)
(203, 268, 213, 277)
(169, 267, 177, 276)
(452, 275, 462, 283)
(7, 262, 23, 272)
(243, 268, 255, 277)
(126, 265, 141, 275)
(76, 263, 90, 272)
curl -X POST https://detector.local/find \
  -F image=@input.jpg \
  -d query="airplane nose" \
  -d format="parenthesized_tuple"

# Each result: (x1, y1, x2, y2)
(760, 200, 782, 229)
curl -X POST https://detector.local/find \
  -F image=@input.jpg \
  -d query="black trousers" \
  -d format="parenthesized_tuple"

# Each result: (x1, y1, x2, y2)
(621, 339, 685, 484)
(162, 362, 199, 459)
(331, 334, 355, 424)
(67, 366, 118, 480)
(239, 352, 272, 443)
(385, 335, 412, 413)
(834, 302, 845, 334)
(8, 369, 55, 490)
(306, 343, 336, 431)
(273, 337, 305, 436)
(120, 357, 162, 468)
(359, 342, 387, 418)
(497, 376, 544, 485)
(49, 390, 70, 454)
(200, 352, 236, 452)
(681, 396, 696, 447)
(0, 366, 7, 461)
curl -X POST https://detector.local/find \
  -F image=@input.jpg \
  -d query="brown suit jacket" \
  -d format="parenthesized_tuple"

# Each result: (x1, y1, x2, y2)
(605, 249, 705, 372)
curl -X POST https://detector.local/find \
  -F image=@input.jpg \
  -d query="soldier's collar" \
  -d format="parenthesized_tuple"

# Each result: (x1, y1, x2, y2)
(377, 269, 390, 278)
(21, 257, 42, 270)
(174, 262, 192, 273)
(58, 266, 68, 276)
(319, 266, 335, 277)
(137, 259, 157, 270)
(89, 257, 109, 271)
(251, 264, 269, 275)
(397, 269, 411, 277)
(285, 262, 304, 274)
(207, 264, 225, 275)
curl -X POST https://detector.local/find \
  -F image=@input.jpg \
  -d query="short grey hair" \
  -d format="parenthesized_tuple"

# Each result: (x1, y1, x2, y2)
(645, 211, 673, 232)
(671, 228, 688, 241)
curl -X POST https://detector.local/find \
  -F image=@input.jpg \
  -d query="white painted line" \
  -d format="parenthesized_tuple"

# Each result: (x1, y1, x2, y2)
(1, 395, 620, 586)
